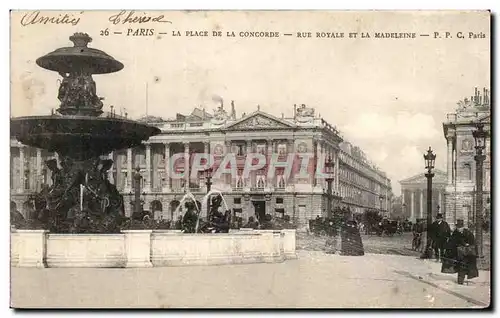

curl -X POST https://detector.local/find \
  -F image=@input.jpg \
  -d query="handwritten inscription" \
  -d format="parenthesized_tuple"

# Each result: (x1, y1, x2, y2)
(109, 10, 172, 25)
(20, 11, 82, 26)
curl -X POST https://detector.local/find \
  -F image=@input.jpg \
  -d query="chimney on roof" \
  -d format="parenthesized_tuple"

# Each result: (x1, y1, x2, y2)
(231, 100, 236, 120)
(281, 112, 284, 119)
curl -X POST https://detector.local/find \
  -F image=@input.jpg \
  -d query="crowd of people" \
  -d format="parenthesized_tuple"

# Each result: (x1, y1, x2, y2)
(416, 213, 479, 285)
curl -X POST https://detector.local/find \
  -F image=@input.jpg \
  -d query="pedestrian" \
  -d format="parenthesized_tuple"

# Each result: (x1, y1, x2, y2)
(430, 213, 451, 261)
(441, 219, 479, 285)
(324, 220, 338, 254)
(412, 220, 423, 251)
(340, 218, 364, 256)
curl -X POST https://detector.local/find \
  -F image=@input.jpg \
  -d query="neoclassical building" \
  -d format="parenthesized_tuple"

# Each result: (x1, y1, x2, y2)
(399, 170, 447, 222)
(442, 88, 491, 227)
(10, 102, 392, 224)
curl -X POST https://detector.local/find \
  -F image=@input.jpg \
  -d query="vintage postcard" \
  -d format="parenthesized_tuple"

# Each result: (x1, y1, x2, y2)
(9, 10, 490, 308)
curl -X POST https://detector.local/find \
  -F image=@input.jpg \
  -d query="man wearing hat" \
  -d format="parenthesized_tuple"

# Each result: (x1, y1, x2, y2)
(430, 213, 451, 262)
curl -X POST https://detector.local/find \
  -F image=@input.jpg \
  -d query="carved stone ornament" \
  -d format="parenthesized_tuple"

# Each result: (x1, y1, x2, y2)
(456, 98, 477, 119)
(295, 104, 315, 123)
(233, 115, 287, 129)
(214, 144, 224, 155)
(211, 105, 228, 125)
(297, 142, 308, 153)
(461, 139, 473, 152)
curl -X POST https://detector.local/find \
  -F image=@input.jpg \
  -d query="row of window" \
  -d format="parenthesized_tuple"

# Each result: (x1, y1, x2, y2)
(340, 166, 385, 193)
(339, 183, 385, 208)
(233, 197, 284, 204)
(339, 151, 388, 185)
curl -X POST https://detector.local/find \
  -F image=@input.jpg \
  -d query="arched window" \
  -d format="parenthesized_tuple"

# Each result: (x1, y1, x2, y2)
(24, 170, 30, 190)
(277, 175, 286, 189)
(257, 176, 265, 189)
(236, 176, 244, 189)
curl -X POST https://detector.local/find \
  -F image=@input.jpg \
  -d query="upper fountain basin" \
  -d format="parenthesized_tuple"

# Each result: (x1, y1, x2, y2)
(11, 115, 161, 160)
(36, 46, 124, 74)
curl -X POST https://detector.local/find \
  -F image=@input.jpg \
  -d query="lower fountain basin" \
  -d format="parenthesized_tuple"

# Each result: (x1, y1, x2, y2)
(10, 229, 297, 268)
(10, 115, 161, 160)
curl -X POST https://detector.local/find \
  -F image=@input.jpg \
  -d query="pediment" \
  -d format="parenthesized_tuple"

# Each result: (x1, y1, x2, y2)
(225, 111, 295, 130)
(400, 169, 447, 185)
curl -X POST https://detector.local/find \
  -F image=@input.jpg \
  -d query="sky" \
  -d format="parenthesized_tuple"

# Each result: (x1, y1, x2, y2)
(10, 10, 490, 195)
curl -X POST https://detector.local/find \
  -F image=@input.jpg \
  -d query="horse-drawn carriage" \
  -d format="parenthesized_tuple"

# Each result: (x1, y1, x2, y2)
(309, 217, 339, 237)
(374, 219, 402, 236)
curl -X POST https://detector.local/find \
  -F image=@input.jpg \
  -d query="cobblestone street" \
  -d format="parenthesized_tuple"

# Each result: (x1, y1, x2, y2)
(296, 232, 491, 270)
(11, 250, 490, 308)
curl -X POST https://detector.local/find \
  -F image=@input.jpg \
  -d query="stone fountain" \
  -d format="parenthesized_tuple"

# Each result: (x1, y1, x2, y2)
(10, 33, 161, 233)
(10, 32, 297, 268)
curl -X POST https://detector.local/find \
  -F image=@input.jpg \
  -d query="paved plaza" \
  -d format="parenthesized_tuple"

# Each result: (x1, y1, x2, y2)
(11, 250, 490, 309)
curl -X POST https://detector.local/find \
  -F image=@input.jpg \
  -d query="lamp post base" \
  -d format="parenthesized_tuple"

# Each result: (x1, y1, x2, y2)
(419, 246, 434, 259)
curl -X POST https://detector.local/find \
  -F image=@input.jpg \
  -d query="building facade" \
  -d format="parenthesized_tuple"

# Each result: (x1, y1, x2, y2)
(442, 88, 491, 228)
(399, 170, 447, 222)
(10, 103, 392, 224)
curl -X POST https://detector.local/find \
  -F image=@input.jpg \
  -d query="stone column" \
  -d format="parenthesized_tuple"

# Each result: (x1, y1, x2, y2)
(18, 146, 25, 194)
(246, 140, 252, 188)
(402, 190, 405, 216)
(245, 139, 252, 154)
(126, 148, 133, 192)
(447, 136, 453, 184)
(287, 139, 295, 186)
(420, 190, 424, 219)
(314, 141, 322, 188)
(184, 142, 190, 191)
(144, 143, 151, 192)
(438, 191, 442, 213)
(108, 151, 114, 183)
(203, 141, 210, 190)
(267, 139, 274, 190)
(335, 151, 340, 193)
(410, 191, 415, 221)
(36, 148, 42, 191)
(163, 142, 170, 192)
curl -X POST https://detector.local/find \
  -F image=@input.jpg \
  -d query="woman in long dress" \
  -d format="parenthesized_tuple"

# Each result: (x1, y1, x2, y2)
(441, 219, 479, 285)
(340, 219, 365, 256)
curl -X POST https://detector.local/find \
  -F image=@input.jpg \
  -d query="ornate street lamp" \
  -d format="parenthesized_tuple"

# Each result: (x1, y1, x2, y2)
(205, 167, 213, 218)
(133, 166, 143, 216)
(473, 124, 488, 258)
(205, 167, 213, 193)
(325, 156, 334, 218)
(422, 146, 436, 259)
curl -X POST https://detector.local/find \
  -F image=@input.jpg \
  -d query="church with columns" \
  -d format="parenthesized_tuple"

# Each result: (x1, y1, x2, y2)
(442, 88, 491, 228)
(399, 170, 447, 222)
(10, 102, 392, 224)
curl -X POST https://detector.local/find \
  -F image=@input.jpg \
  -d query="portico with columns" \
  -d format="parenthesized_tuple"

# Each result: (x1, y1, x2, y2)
(399, 170, 447, 223)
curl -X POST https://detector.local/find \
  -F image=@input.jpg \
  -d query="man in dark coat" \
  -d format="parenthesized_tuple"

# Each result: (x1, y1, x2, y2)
(441, 219, 479, 285)
(430, 213, 451, 261)
(340, 219, 364, 256)
(10, 201, 25, 226)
